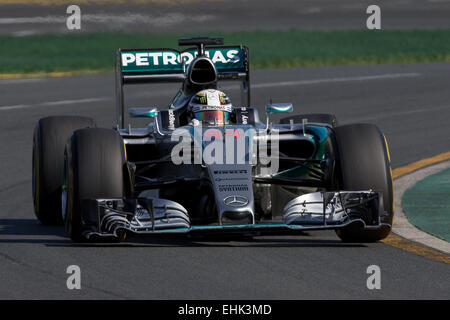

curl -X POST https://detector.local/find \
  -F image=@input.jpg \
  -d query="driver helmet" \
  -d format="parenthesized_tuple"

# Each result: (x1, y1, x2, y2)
(188, 89, 232, 125)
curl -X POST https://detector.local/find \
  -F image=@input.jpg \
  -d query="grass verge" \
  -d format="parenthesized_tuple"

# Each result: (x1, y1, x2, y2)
(0, 29, 449, 75)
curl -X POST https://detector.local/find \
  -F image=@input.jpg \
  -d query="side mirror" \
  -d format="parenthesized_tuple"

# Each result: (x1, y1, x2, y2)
(129, 107, 158, 118)
(265, 103, 293, 114)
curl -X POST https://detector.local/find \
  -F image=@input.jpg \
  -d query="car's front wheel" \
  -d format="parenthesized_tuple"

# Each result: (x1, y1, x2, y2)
(334, 123, 394, 242)
(63, 128, 127, 242)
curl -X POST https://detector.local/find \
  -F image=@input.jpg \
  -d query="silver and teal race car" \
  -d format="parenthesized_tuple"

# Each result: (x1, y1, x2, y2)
(32, 37, 394, 243)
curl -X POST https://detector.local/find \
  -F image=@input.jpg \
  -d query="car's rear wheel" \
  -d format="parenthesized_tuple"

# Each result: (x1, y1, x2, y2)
(334, 123, 394, 242)
(63, 128, 127, 242)
(280, 113, 338, 127)
(32, 116, 96, 225)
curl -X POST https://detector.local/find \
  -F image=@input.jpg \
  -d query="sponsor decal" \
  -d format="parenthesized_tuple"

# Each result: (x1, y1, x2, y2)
(168, 109, 176, 130)
(192, 105, 232, 112)
(236, 107, 252, 125)
(121, 48, 243, 72)
(219, 184, 249, 192)
(223, 195, 249, 207)
(214, 169, 248, 175)
(215, 177, 249, 182)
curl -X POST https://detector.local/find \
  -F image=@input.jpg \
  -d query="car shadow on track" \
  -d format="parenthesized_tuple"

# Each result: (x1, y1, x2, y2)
(0, 219, 367, 248)
(49, 234, 368, 248)
(0, 218, 71, 245)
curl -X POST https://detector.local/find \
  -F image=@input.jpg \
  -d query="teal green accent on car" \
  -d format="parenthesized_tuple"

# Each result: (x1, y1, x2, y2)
(402, 168, 450, 242)
(277, 126, 330, 179)
(129, 107, 158, 118)
(190, 223, 303, 229)
(265, 103, 293, 114)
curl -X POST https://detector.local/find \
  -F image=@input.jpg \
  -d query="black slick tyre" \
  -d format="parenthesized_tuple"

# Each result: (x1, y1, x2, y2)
(63, 128, 126, 242)
(32, 116, 96, 225)
(334, 123, 394, 242)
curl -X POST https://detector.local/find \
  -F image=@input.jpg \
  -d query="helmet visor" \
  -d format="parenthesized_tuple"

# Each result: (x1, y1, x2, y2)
(194, 110, 230, 125)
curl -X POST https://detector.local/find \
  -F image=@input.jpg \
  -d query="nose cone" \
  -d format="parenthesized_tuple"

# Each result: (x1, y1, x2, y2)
(207, 163, 255, 225)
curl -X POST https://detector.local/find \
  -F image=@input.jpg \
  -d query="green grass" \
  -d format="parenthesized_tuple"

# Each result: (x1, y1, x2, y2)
(1, 29, 449, 74)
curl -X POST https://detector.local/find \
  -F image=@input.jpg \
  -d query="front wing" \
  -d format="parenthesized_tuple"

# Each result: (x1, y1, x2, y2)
(79, 190, 388, 240)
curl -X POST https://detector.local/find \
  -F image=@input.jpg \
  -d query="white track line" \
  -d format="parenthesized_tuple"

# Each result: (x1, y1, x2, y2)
(0, 78, 44, 85)
(0, 72, 421, 111)
(251, 72, 421, 89)
(394, 161, 450, 254)
(344, 104, 450, 123)
(0, 17, 65, 24)
(0, 97, 109, 111)
(0, 13, 214, 26)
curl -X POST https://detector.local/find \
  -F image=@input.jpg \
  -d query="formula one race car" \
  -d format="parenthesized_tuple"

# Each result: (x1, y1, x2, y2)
(32, 37, 394, 243)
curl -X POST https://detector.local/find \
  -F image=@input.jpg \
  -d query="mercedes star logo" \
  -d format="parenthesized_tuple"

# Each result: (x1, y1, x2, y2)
(223, 195, 249, 207)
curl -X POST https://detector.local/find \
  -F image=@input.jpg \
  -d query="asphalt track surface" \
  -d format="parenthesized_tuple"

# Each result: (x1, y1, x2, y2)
(1, 0, 450, 35)
(0, 62, 449, 299)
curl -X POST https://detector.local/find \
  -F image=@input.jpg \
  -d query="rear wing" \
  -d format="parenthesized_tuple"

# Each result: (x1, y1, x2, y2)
(115, 46, 250, 128)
